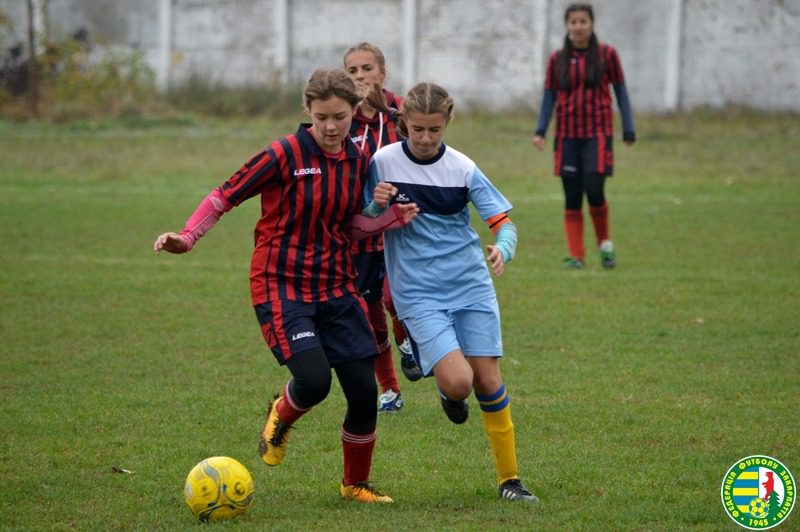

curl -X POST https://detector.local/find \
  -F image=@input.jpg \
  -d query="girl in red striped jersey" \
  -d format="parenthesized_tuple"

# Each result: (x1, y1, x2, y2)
(532, 3, 635, 269)
(344, 42, 423, 414)
(153, 69, 417, 503)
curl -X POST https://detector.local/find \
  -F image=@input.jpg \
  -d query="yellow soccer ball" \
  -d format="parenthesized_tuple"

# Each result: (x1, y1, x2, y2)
(184, 456, 254, 522)
(749, 497, 768, 518)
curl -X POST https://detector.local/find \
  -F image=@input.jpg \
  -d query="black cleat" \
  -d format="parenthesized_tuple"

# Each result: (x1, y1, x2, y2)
(498, 479, 539, 502)
(397, 338, 423, 382)
(439, 391, 469, 424)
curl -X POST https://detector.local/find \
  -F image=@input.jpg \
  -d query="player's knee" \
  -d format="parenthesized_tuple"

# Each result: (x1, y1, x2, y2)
(352, 371, 378, 405)
(472, 373, 503, 397)
(291, 371, 332, 407)
(587, 192, 605, 207)
(287, 348, 332, 407)
(440, 378, 473, 401)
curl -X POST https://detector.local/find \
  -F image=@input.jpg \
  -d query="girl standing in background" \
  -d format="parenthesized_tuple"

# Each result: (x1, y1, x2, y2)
(532, 3, 635, 269)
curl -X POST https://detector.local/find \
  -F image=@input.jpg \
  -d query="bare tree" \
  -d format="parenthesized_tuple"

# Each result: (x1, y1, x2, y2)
(26, 0, 38, 117)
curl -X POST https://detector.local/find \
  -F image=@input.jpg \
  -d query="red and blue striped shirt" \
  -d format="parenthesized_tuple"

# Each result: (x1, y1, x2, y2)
(220, 125, 368, 305)
(348, 88, 403, 254)
(539, 43, 628, 139)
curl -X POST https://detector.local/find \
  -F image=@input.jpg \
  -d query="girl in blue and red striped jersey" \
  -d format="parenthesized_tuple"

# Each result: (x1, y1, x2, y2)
(153, 69, 417, 503)
(532, 3, 635, 269)
(343, 42, 423, 414)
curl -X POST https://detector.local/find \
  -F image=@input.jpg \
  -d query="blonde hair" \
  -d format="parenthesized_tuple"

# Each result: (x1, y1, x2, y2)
(302, 68, 362, 111)
(398, 82, 455, 137)
(343, 42, 387, 70)
(342, 42, 390, 114)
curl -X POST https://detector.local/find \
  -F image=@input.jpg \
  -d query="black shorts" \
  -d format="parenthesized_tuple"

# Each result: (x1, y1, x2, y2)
(254, 294, 378, 366)
(554, 136, 614, 177)
(353, 251, 385, 304)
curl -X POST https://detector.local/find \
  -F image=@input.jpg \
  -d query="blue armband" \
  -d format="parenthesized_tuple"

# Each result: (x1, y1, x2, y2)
(495, 222, 517, 264)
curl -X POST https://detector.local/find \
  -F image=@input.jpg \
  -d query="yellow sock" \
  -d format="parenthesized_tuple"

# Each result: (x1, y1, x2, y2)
(476, 384, 518, 485)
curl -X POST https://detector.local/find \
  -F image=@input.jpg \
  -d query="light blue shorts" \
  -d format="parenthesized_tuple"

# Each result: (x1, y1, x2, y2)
(403, 298, 503, 376)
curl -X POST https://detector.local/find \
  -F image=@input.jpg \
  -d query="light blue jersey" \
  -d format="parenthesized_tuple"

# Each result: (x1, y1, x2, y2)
(366, 141, 512, 320)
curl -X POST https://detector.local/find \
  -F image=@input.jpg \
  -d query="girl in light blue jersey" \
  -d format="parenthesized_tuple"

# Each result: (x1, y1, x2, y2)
(364, 82, 537, 502)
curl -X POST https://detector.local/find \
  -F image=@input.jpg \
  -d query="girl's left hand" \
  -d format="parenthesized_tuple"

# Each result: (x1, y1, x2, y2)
(395, 202, 419, 224)
(486, 245, 505, 277)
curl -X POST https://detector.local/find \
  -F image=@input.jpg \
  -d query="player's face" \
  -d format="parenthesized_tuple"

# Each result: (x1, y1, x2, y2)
(405, 111, 448, 161)
(308, 96, 355, 153)
(344, 50, 386, 93)
(566, 10, 593, 49)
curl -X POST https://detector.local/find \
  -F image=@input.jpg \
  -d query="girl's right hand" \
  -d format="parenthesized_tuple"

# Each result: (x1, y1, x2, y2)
(153, 232, 190, 254)
(532, 135, 546, 151)
(373, 182, 399, 208)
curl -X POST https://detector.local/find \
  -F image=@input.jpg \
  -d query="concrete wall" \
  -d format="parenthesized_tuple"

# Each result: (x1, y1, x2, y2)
(2, 0, 798, 112)
(681, 0, 800, 110)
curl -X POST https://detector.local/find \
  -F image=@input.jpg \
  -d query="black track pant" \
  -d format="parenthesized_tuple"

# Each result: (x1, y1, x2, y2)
(286, 347, 378, 434)
(561, 172, 606, 210)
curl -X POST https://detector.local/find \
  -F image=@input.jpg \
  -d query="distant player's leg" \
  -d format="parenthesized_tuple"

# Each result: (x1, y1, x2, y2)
(586, 173, 615, 268)
(383, 275, 423, 381)
(585, 136, 615, 268)
(368, 298, 403, 413)
(559, 139, 586, 268)
(562, 175, 585, 268)
(383, 275, 406, 344)
(357, 252, 404, 408)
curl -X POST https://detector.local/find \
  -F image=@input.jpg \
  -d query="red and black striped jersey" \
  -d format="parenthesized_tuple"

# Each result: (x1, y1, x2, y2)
(219, 125, 368, 305)
(382, 88, 403, 112)
(544, 43, 626, 138)
(348, 99, 403, 254)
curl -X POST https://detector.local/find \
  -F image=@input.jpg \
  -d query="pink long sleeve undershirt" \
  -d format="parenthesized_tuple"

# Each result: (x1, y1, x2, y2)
(178, 189, 406, 251)
(179, 188, 232, 251)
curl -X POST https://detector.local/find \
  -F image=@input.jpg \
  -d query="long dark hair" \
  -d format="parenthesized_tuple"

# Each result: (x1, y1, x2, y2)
(555, 3, 604, 89)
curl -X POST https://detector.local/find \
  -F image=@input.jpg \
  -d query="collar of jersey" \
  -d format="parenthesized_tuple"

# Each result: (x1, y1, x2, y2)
(402, 140, 446, 165)
(297, 123, 361, 160)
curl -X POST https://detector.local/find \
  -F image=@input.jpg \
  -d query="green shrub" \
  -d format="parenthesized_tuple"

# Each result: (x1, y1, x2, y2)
(166, 73, 303, 118)
(0, 32, 160, 121)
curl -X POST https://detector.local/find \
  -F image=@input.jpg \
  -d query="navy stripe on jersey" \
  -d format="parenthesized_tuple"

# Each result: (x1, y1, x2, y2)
(390, 182, 468, 215)
(222, 150, 278, 205)
(382, 142, 469, 215)
(219, 124, 367, 305)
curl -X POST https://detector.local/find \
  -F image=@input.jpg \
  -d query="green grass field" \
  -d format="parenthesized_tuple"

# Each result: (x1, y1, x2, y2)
(1, 109, 798, 531)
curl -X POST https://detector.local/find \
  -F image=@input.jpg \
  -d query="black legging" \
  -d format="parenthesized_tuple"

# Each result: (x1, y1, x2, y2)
(286, 347, 377, 435)
(561, 172, 606, 210)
